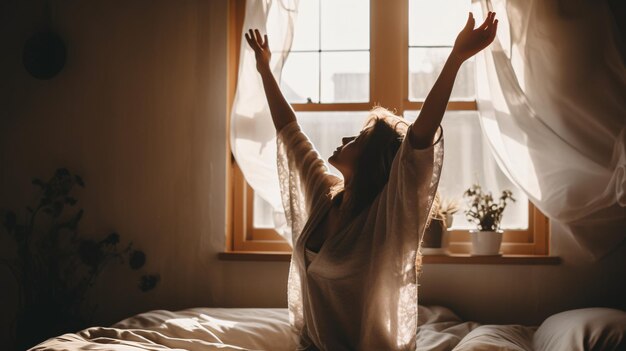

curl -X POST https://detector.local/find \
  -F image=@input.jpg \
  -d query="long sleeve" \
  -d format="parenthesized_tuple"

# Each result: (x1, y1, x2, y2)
(384, 124, 444, 248)
(276, 121, 340, 246)
(276, 121, 339, 342)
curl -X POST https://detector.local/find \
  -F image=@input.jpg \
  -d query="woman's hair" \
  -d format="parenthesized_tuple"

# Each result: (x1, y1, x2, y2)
(332, 107, 410, 217)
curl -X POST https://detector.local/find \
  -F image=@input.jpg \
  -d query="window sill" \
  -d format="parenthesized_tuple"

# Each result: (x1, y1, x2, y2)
(218, 251, 561, 265)
(219, 251, 292, 262)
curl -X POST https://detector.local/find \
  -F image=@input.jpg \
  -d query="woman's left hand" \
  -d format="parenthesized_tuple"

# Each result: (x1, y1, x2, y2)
(452, 11, 498, 62)
(245, 29, 272, 74)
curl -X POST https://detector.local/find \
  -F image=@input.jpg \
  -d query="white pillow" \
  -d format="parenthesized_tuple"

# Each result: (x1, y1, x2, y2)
(533, 308, 626, 351)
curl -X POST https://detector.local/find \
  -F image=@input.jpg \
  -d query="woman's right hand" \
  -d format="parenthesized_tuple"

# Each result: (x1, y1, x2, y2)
(451, 12, 498, 62)
(245, 29, 271, 73)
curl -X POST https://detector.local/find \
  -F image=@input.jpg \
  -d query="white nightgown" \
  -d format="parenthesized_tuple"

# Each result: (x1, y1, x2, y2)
(276, 120, 443, 351)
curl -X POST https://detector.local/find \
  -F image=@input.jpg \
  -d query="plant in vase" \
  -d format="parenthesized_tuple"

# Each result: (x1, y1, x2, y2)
(422, 193, 460, 254)
(463, 184, 515, 256)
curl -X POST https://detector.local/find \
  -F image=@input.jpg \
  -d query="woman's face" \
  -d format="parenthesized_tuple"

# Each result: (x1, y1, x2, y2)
(329, 127, 371, 181)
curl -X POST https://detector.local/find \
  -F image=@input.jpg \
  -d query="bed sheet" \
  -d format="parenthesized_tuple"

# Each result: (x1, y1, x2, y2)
(30, 306, 538, 351)
(31, 308, 297, 351)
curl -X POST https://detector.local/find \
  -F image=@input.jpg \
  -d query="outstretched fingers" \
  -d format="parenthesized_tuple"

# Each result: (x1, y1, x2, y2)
(463, 12, 475, 31)
(246, 28, 270, 53)
(245, 29, 259, 50)
(254, 29, 263, 45)
(487, 19, 498, 42)
(478, 11, 495, 31)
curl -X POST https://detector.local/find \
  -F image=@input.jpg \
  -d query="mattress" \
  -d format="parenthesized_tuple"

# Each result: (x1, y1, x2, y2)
(30, 306, 626, 351)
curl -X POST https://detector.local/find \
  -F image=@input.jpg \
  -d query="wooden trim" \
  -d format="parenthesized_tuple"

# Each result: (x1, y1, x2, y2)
(225, 0, 246, 251)
(227, 0, 291, 252)
(245, 185, 285, 241)
(219, 251, 292, 262)
(532, 204, 551, 255)
(292, 103, 372, 112)
(370, 0, 406, 110)
(232, 165, 291, 251)
(402, 100, 478, 112)
(291, 100, 478, 113)
(232, 161, 246, 250)
(218, 251, 560, 265)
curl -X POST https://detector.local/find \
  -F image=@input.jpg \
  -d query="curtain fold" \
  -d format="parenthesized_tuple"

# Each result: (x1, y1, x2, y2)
(230, 0, 300, 241)
(475, 0, 626, 259)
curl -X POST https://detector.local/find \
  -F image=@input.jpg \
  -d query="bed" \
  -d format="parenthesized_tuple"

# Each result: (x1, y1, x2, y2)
(31, 305, 626, 351)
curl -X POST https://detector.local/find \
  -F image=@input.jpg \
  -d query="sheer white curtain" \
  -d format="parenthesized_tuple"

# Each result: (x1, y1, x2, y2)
(230, 0, 300, 242)
(474, 0, 626, 258)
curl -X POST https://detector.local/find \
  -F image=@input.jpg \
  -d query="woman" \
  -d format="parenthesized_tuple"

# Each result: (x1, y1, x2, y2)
(245, 12, 498, 351)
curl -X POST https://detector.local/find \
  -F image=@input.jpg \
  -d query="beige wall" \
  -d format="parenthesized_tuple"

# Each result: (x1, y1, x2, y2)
(1, 0, 624, 346)
(0, 0, 288, 344)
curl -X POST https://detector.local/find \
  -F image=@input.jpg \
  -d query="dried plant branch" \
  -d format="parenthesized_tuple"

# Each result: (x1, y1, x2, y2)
(1, 168, 159, 349)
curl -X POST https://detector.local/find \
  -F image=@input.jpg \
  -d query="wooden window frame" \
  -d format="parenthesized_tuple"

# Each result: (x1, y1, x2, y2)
(226, 0, 550, 256)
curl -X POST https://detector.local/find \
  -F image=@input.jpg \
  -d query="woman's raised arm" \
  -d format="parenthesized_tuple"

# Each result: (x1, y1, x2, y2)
(245, 29, 297, 133)
(408, 12, 498, 149)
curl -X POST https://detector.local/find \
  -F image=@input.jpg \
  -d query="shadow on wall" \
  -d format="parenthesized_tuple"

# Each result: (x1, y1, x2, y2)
(0, 0, 237, 348)
(2, 168, 160, 349)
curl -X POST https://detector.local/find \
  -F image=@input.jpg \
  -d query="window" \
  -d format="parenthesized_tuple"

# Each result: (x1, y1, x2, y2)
(226, 0, 549, 257)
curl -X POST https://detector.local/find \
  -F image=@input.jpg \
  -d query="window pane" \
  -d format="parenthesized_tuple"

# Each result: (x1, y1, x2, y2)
(408, 48, 474, 101)
(281, 52, 319, 103)
(321, 0, 369, 50)
(404, 111, 529, 230)
(298, 112, 371, 175)
(253, 194, 275, 228)
(409, 0, 470, 46)
(291, 0, 320, 51)
(321, 51, 369, 103)
(253, 112, 371, 228)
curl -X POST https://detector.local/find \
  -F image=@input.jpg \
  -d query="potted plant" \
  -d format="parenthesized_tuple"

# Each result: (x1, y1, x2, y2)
(422, 194, 460, 254)
(463, 184, 515, 256)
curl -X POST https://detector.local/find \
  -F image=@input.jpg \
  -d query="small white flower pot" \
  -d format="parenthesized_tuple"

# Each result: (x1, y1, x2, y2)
(470, 230, 503, 256)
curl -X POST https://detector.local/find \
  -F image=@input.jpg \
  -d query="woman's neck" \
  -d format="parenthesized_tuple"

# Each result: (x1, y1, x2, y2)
(337, 188, 353, 215)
